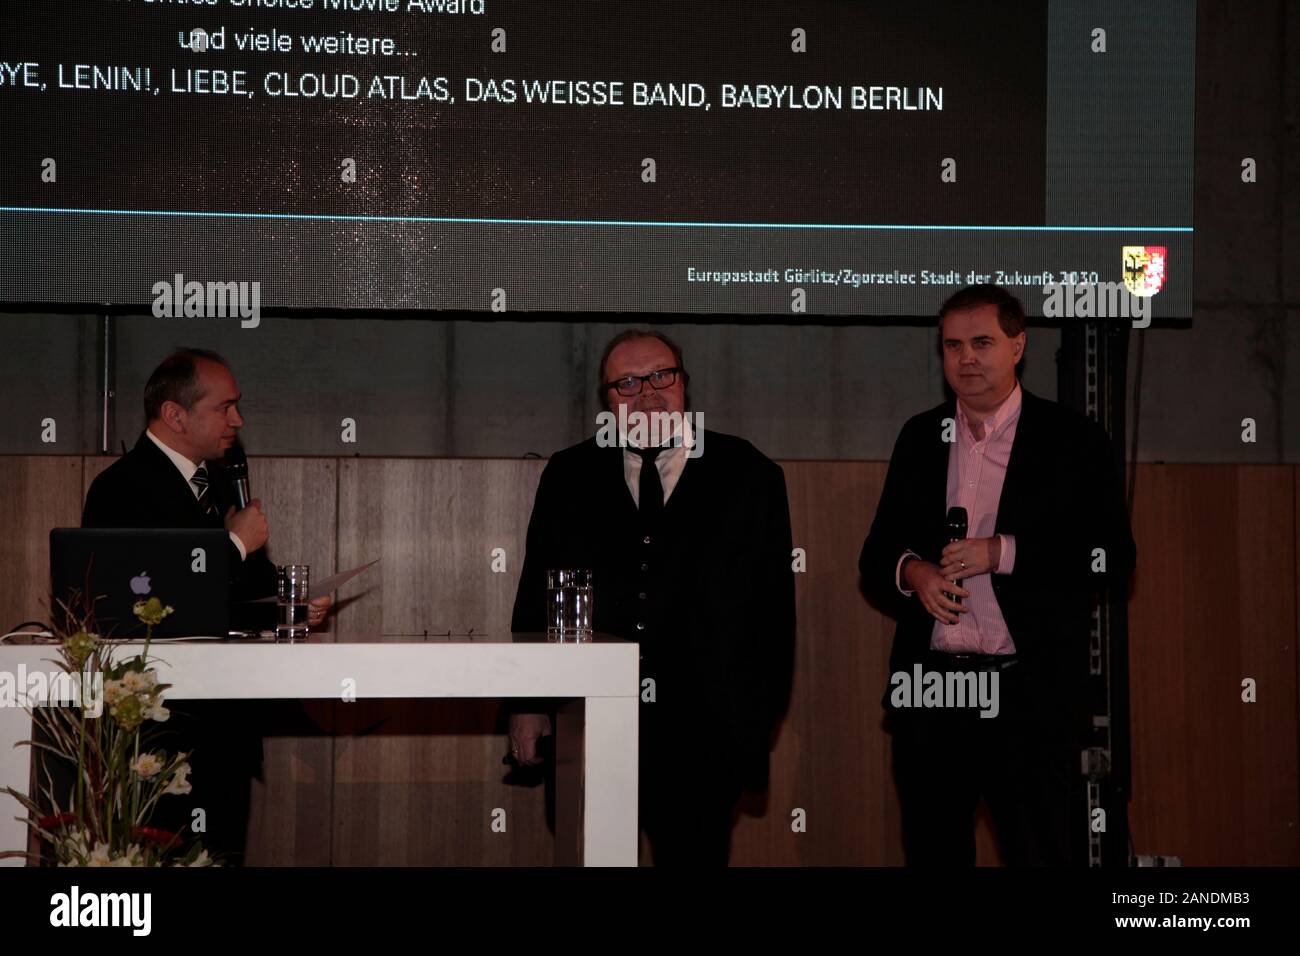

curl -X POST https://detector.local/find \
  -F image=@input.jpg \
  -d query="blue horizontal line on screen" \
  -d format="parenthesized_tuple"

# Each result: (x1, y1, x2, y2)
(2, 206, 1195, 233)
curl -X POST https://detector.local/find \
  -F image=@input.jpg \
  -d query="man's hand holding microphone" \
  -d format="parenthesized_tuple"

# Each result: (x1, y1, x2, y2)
(902, 506, 1001, 625)
(225, 499, 269, 554)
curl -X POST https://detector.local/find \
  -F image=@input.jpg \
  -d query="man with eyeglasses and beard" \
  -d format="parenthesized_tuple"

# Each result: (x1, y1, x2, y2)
(507, 329, 796, 865)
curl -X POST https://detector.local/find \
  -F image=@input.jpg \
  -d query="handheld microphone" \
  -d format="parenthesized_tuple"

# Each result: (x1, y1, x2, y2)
(944, 506, 968, 608)
(226, 438, 251, 511)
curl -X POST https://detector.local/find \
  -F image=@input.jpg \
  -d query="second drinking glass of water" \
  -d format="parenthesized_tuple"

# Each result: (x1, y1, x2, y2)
(277, 564, 310, 643)
(546, 569, 592, 641)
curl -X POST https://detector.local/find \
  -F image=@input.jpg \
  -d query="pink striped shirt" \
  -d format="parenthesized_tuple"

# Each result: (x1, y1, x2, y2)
(930, 384, 1021, 654)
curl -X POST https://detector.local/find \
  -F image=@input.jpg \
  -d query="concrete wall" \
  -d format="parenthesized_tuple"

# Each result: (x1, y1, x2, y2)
(0, 315, 1062, 460)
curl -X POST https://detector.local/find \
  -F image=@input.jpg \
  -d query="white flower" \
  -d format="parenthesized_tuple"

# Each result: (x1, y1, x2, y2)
(64, 829, 87, 851)
(121, 670, 147, 693)
(109, 845, 144, 867)
(103, 679, 127, 706)
(144, 699, 170, 722)
(133, 753, 163, 779)
(56, 829, 92, 865)
(172, 849, 217, 868)
(87, 842, 112, 866)
(164, 762, 192, 795)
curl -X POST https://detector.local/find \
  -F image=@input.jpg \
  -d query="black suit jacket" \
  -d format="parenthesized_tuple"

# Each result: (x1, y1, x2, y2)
(82, 431, 279, 629)
(511, 430, 796, 793)
(859, 388, 1136, 731)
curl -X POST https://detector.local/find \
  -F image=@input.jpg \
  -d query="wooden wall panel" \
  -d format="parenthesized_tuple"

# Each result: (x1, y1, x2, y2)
(82, 456, 112, 494)
(0, 457, 83, 632)
(5, 457, 1296, 866)
(243, 458, 338, 867)
(1128, 465, 1298, 865)
(730, 462, 898, 865)
(331, 458, 549, 865)
(730, 461, 1001, 866)
(0, 457, 85, 863)
(336, 458, 544, 638)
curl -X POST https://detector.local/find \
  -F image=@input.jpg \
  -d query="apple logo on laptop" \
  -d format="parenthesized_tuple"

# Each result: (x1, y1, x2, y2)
(130, 571, 151, 595)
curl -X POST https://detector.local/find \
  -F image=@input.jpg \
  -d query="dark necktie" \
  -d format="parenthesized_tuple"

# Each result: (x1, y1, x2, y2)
(634, 446, 666, 523)
(192, 464, 217, 516)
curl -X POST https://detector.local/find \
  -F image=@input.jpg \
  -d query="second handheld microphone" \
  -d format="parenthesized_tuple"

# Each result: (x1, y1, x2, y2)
(943, 506, 968, 608)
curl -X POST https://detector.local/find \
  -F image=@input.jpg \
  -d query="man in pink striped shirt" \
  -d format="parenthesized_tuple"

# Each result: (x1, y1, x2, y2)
(898, 364, 1022, 655)
(860, 285, 1135, 866)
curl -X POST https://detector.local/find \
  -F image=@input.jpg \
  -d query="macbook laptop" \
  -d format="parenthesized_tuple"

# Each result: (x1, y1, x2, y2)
(50, 528, 232, 638)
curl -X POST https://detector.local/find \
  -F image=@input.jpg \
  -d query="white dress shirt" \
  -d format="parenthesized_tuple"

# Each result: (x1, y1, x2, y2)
(620, 414, 693, 508)
(893, 386, 1022, 654)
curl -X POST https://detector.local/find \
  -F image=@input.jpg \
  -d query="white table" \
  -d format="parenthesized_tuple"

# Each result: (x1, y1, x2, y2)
(0, 635, 640, 866)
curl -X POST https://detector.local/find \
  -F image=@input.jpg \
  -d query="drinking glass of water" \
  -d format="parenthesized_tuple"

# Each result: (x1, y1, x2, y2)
(277, 564, 310, 643)
(546, 569, 592, 642)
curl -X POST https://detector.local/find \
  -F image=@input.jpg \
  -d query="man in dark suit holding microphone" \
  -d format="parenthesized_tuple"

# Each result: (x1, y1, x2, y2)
(78, 347, 332, 862)
(83, 349, 282, 623)
(859, 286, 1135, 866)
(508, 330, 796, 865)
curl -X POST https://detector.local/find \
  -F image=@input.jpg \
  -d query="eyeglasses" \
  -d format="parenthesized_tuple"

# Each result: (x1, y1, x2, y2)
(602, 367, 681, 397)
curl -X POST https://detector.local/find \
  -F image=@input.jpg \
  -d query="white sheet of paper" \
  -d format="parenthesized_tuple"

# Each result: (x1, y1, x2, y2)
(250, 558, 379, 602)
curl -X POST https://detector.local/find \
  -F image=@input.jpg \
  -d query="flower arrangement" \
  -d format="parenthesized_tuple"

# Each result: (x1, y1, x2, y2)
(1, 595, 217, 866)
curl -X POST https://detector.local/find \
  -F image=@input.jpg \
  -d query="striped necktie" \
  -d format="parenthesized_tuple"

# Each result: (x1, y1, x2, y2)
(192, 464, 218, 516)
